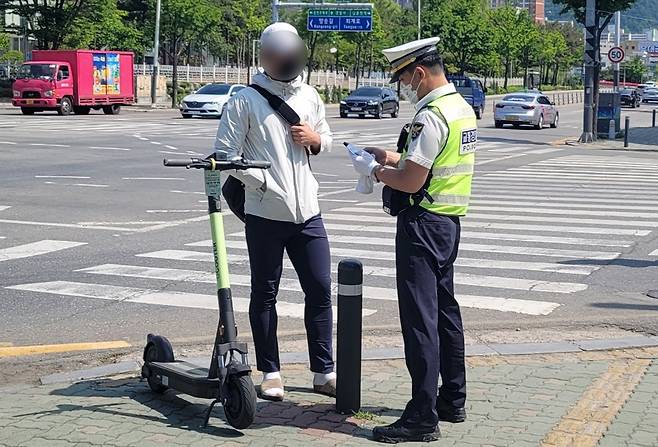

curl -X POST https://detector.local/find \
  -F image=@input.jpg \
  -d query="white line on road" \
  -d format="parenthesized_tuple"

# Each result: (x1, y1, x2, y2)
(317, 188, 355, 197)
(29, 143, 70, 148)
(145, 209, 206, 213)
(319, 223, 633, 247)
(185, 240, 599, 274)
(72, 184, 109, 188)
(650, 249, 658, 256)
(35, 175, 90, 179)
(470, 199, 658, 212)
(165, 145, 178, 150)
(320, 213, 651, 236)
(469, 205, 658, 220)
(476, 154, 527, 165)
(0, 141, 17, 145)
(0, 219, 136, 232)
(0, 240, 86, 262)
(6, 281, 376, 321)
(170, 190, 206, 195)
(88, 146, 132, 151)
(82, 263, 585, 295)
(123, 177, 185, 181)
(470, 193, 658, 207)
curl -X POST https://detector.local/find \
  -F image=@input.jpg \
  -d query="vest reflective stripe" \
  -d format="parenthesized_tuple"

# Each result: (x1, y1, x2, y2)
(402, 92, 476, 216)
(432, 163, 474, 178)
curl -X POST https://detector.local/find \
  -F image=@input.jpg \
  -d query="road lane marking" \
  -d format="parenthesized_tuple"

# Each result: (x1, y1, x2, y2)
(35, 175, 90, 179)
(321, 213, 651, 236)
(122, 177, 185, 181)
(79, 264, 563, 314)
(0, 240, 87, 262)
(6, 281, 376, 321)
(29, 143, 70, 148)
(81, 263, 586, 296)
(185, 241, 598, 275)
(0, 219, 136, 232)
(88, 146, 132, 151)
(0, 340, 131, 358)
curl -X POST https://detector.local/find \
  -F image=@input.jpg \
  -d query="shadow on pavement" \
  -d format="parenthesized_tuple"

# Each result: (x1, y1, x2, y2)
(590, 302, 658, 312)
(559, 258, 658, 268)
(27, 378, 395, 441)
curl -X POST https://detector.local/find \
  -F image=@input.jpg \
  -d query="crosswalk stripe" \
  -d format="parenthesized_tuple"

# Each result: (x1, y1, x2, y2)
(321, 223, 632, 247)
(296, 235, 619, 260)
(203, 238, 615, 263)
(473, 180, 653, 193)
(650, 249, 658, 256)
(77, 264, 563, 314)
(0, 206, 10, 212)
(469, 194, 658, 207)
(468, 213, 657, 228)
(321, 212, 650, 236)
(482, 173, 658, 186)
(469, 205, 658, 220)
(471, 184, 658, 196)
(82, 261, 586, 295)
(6, 281, 376, 321)
(0, 240, 87, 262)
(507, 168, 658, 179)
(330, 207, 658, 227)
(470, 199, 658, 212)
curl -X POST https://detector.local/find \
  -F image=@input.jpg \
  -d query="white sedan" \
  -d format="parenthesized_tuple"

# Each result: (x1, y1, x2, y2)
(180, 83, 245, 118)
(494, 93, 559, 129)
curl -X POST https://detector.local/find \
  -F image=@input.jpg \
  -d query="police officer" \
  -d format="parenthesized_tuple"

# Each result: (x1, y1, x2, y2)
(349, 37, 474, 443)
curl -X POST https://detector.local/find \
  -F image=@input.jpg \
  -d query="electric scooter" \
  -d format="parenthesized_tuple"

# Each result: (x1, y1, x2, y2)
(141, 151, 270, 429)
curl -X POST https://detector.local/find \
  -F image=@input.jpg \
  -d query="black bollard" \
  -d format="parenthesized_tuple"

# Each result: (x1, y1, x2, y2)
(624, 116, 630, 148)
(336, 259, 363, 415)
(653, 109, 656, 128)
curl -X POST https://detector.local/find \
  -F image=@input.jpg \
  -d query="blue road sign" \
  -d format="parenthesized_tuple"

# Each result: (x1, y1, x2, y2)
(307, 8, 372, 32)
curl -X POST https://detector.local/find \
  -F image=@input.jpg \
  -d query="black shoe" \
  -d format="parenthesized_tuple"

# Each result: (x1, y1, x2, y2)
(372, 420, 441, 444)
(436, 396, 466, 423)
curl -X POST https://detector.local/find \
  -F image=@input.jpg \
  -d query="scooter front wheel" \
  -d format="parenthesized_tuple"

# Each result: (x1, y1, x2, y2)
(224, 375, 257, 429)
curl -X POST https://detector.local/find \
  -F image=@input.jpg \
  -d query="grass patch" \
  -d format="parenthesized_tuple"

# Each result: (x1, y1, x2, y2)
(352, 410, 380, 422)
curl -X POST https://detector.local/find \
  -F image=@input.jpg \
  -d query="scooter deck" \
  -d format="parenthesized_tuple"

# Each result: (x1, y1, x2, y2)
(149, 360, 219, 399)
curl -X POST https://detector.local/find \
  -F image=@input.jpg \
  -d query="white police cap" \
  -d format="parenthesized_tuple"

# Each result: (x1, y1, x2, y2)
(382, 37, 440, 83)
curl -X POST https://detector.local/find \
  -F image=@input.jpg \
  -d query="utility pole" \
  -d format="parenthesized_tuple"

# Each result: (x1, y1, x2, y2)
(151, 0, 161, 105)
(417, 0, 421, 40)
(614, 11, 620, 90)
(272, 0, 279, 22)
(579, 0, 596, 143)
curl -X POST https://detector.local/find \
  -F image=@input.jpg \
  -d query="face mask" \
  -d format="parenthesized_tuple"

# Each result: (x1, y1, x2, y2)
(400, 70, 421, 105)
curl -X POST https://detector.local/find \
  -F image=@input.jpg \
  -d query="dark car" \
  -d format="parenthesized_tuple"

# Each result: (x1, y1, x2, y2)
(620, 88, 641, 108)
(447, 75, 486, 119)
(340, 87, 399, 119)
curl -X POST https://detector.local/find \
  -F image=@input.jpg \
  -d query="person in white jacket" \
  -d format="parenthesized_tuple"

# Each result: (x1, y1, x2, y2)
(214, 22, 335, 401)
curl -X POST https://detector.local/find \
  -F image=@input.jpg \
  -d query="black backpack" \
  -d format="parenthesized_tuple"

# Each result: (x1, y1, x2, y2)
(221, 84, 301, 222)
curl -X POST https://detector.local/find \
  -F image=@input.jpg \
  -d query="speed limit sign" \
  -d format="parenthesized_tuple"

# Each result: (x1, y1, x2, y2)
(608, 47, 625, 63)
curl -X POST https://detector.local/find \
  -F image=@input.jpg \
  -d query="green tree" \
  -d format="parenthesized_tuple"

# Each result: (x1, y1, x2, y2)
(424, 0, 493, 75)
(64, 0, 144, 52)
(622, 56, 646, 83)
(0, 0, 87, 49)
(489, 6, 528, 89)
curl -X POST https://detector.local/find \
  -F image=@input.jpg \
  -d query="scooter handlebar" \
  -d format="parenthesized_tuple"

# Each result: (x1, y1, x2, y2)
(163, 158, 270, 170)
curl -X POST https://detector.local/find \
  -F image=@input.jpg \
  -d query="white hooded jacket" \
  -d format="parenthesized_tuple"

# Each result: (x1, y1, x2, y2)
(214, 71, 332, 224)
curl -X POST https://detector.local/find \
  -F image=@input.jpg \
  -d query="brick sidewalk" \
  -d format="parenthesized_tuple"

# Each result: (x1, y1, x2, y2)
(0, 348, 657, 447)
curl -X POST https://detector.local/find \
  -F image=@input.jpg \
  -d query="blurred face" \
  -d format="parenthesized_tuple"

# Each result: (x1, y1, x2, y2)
(260, 31, 308, 82)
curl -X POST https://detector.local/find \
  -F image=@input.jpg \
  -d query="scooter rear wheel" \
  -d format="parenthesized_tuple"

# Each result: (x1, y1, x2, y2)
(224, 375, 257, 429)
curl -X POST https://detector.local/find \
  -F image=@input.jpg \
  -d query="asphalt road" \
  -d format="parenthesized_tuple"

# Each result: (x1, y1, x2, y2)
(1, 99, 658, 372)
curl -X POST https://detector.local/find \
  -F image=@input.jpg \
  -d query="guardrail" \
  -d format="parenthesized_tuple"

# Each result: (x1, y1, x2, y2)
(491, 90, 585, 113)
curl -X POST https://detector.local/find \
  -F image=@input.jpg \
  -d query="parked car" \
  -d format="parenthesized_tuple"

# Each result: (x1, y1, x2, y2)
(620, 88, 642, 108)
(641, 88, 658, 104)
(447, 75, 486, 119)
(340, 87, 399, 119)
(494, 92, 559, 129)
(180, 83, 245, 118)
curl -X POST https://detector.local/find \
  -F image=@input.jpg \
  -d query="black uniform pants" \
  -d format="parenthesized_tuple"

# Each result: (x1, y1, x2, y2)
(395, 206, 466, 429)
(245, 213, 334, 374)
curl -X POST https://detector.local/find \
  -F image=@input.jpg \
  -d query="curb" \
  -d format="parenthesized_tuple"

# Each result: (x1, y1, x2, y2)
(39, 335, 658, 385)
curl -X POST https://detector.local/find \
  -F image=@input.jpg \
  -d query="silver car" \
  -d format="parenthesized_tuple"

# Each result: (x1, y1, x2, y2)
(642, 88, 658, 104)
(494, 93, 559, 129)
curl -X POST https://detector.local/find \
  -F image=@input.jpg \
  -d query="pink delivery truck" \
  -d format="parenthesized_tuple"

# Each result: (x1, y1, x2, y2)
(12, 50, 135, 116)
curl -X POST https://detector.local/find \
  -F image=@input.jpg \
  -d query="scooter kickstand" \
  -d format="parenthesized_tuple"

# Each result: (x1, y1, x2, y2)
(203, 398, 221, 427)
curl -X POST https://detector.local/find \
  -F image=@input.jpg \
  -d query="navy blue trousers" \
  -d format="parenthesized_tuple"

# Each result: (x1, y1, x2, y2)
(395, 206, 466, 429)
(245, 213, 334, 374)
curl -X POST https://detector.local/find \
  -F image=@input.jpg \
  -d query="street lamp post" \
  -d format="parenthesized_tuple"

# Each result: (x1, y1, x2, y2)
(330, 47, 338, 74)
(417, 0, 421, 40)
(151, 0, 161, 105)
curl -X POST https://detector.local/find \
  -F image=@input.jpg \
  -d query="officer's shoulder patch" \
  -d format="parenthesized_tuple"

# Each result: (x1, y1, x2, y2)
(410, 122, 425, 140)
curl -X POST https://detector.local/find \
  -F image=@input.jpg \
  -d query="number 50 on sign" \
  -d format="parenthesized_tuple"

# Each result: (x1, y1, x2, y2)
(608, 47, 625, 64)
